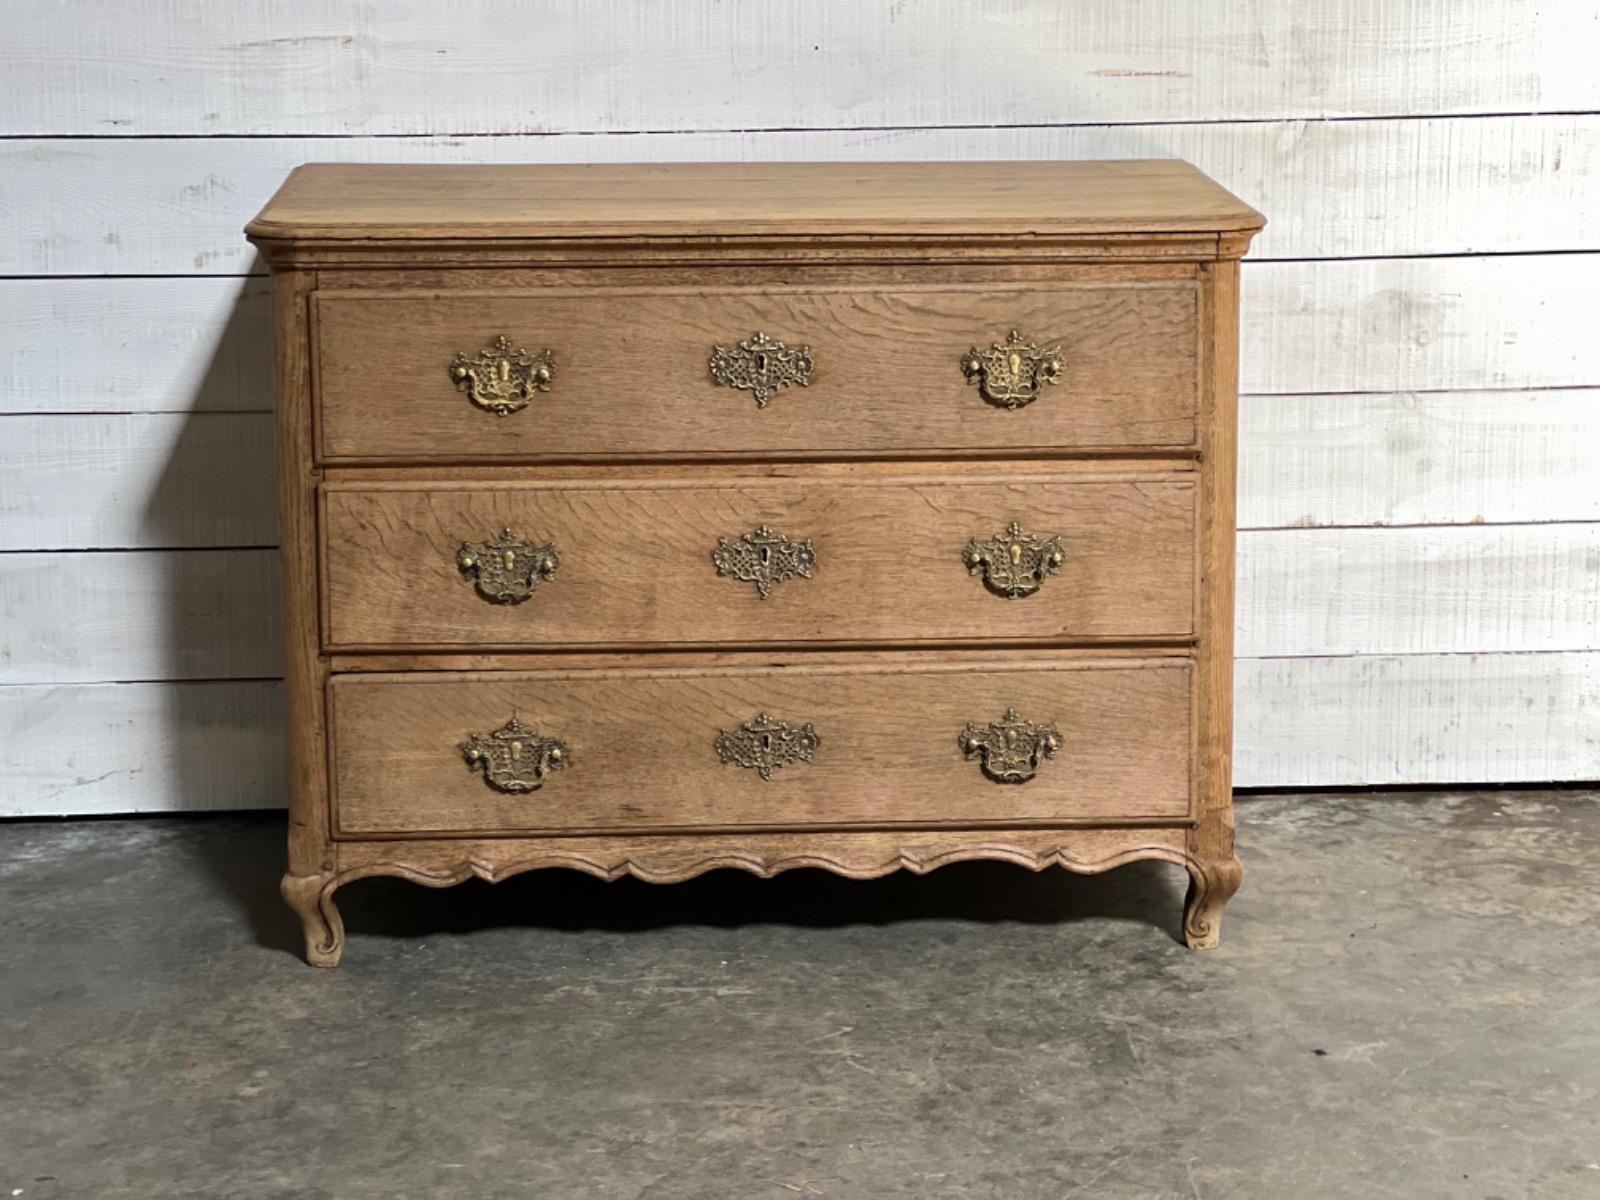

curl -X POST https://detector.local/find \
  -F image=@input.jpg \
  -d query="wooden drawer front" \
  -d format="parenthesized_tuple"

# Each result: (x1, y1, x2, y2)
(313, 283, 1199, 460)
(321, 469, 1195, 650)
(329, 657, 1193, 837)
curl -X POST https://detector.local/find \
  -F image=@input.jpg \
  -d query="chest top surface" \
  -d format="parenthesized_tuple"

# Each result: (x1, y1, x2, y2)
(245, 160, 1264, 243)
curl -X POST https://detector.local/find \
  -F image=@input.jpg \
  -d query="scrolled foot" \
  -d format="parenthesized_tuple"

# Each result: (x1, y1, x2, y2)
(1182, 855, 1243, 949)
(281, 872, 345, 967)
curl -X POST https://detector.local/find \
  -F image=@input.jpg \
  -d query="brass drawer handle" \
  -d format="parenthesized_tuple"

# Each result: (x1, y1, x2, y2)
(450, 335, 555, 416)
(960, 329, 1063, 410)
(716, 713, 820, 780)
(709, 331, 813, 407)
(959, 709, 1062, 784)
(462, 716, 569, 793)
(963, 521, 1064, 600)
(712, 525, 815, 599)
(457, 528, 560, 604)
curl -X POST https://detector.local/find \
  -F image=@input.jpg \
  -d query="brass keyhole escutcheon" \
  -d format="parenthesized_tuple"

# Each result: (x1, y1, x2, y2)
(712, 526, 816, 599)
(709, 332, 813, 407)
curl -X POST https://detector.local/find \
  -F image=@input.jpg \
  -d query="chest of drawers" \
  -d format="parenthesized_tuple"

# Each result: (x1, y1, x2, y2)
(247, 161, 1262, 966)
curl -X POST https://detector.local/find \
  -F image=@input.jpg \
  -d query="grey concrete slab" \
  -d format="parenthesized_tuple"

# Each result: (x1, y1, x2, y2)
(2, 791, 1598, 1199)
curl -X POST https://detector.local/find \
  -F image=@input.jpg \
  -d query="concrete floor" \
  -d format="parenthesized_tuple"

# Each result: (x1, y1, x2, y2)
(3, 792, 1599, 1199)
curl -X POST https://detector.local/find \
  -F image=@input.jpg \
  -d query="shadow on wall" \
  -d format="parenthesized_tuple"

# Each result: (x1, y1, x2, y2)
(138, 262, 289, 867)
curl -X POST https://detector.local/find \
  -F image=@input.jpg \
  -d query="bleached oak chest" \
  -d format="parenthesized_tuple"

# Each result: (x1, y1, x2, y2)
(246, 161, 1262, 965)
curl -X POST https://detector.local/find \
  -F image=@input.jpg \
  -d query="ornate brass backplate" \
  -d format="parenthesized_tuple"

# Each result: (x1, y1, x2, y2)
(960, 329, 1064, 410)
(449, 335, 556, 416)
(712, 525, 816, 599)
(708, 331, 813, 407)
(456, 529, 560, 604)
(715, 713, 820, 781)
(963, 521, 1065, 599)
(958, 708, 1062, 784)
(462, 716, 570, 793)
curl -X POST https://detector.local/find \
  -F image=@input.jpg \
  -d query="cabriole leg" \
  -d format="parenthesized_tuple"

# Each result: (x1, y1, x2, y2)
(1182, 855, 1243, 949)
(281, 872, 345, 967)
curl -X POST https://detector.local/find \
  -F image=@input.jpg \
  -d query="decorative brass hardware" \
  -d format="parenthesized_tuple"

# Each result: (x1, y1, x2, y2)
(708, 331, 813, 407)
(450, 335, 556, 416)
(456, 529, 560, 604)
(712, 525, 816, 599)
(462, 716, 569, 793)
(963, 521, 1065, 600)
(959, 709, 1062, 784)
(960, 329, 1064, 410)
(715, 713, 820, 780)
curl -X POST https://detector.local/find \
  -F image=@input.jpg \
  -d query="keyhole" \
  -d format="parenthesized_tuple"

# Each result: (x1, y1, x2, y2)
(1008, 351, 1022, 377)
(760, 547, 771, 565)
(1009, 542, 1022, 564)
(498, 358, 510, 383)
(510, 740, 523, 760)
(761, 733, 773, 751)
(754, 352, 768, 374)
(504, 550, 516, 569)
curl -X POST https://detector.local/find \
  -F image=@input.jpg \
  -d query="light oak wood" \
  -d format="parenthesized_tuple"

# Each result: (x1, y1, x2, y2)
(251, 161, 1262, 243)
(329, 657, 1194, 838)
(247, 160, 1259, 963)
(320, 469, 1196, 650)
(313, 283, 1200, 459)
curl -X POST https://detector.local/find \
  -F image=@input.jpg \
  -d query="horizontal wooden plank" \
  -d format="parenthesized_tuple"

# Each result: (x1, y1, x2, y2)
(9, 256, 1600, 416)
(0, 278, 272, 415)
(3, 651, 1594, 815)
(0, 414, 276, 550)
(1236, 525, 1600, 658)
(6, 526, 1597, 682)
(7, 390, 1596, 552)
(7, 116, 1597, 272)
(5, 1, 1593, 136)
(1239, 389, 1600, 529)
(0, 681, 285, 816)
(0, 550, 282, 684)
(1234, 651, 1600, 788)
(1240, 255, 1600, 395)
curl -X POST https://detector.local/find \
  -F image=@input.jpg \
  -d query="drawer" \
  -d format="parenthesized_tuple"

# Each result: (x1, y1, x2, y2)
(320, 466, 1196, 650)
(328, 656, 1194, 837)
(312, 282, 1199, 461)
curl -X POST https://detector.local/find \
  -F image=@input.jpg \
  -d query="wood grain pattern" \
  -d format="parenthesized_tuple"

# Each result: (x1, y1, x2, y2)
(253, 161, 1262, 241)
(273, 158, 1245, 959)
(313, 283, 1201, 459)
(320, 470, 1196, 649)
(328, 658, 1195, 837)
(9, 1, 1591, 135)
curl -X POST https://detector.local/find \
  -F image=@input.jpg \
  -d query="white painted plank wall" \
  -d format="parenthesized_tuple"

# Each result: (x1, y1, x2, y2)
(2, 0, 1597, 814)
